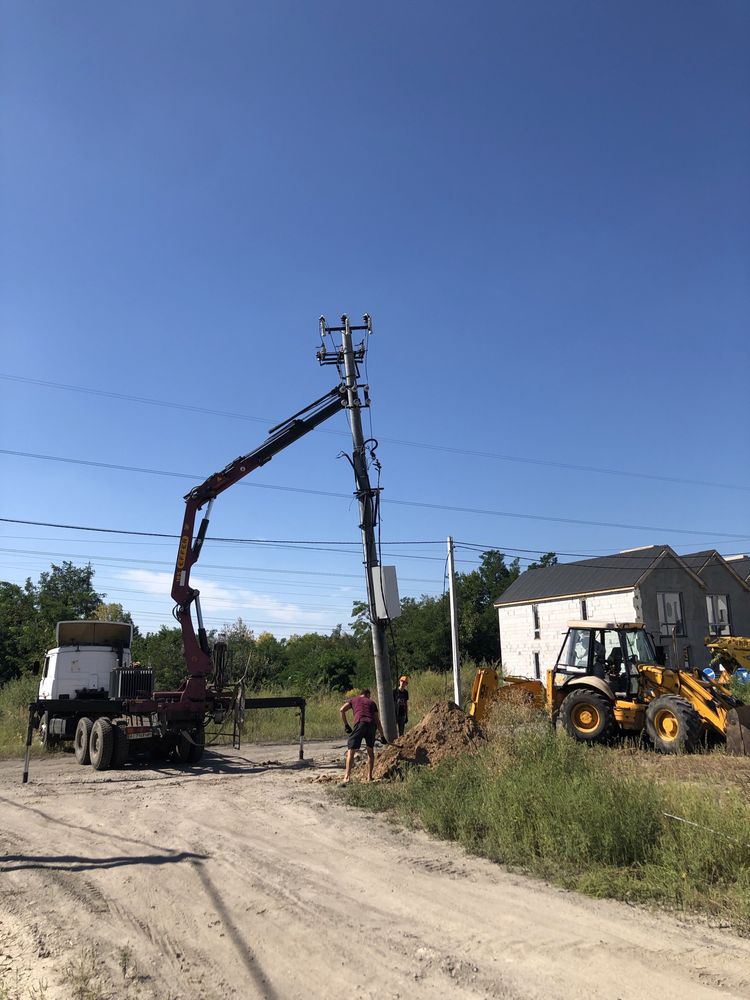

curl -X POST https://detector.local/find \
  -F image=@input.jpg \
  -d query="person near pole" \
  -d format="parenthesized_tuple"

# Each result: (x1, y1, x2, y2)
(340, 688, 387, 784)
(392, 675, 409, 736)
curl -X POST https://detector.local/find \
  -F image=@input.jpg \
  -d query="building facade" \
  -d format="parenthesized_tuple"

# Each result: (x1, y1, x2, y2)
(495, 546, 750, 678)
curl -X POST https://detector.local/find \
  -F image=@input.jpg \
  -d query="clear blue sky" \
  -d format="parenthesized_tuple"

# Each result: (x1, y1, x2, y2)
(1, 1, 748, 639)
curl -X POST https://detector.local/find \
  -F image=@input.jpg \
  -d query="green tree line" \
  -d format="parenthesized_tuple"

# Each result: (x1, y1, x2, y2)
(0, 550, 543, 692)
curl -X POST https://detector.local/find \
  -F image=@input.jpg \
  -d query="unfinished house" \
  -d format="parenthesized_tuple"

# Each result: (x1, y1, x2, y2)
(495, 545, 750, 677)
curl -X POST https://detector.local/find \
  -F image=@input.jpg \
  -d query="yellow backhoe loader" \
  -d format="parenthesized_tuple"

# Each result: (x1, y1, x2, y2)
(469, 622, 750, 755)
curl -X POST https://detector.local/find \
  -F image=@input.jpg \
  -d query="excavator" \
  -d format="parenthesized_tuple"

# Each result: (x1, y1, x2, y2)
(469, 622, 750, 755)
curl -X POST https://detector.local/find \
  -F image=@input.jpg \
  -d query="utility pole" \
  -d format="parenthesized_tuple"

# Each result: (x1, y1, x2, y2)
(447, 536, 461, 705)
(317, 314, 397, 741)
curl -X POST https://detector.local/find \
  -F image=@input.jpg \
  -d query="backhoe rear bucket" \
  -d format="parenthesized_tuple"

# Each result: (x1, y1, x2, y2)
(725, 705, 750, 756)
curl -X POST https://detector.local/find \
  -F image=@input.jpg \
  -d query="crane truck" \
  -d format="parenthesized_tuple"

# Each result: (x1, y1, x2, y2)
(24, 380, 353, 780)
(469, 622, 750, 755)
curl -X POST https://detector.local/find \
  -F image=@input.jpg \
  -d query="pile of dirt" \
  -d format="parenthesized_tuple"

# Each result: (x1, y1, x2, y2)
(354, 701, 486, 781)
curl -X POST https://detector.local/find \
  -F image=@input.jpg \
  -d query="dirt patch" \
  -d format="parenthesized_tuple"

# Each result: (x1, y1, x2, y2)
(354, 701, 485, 781)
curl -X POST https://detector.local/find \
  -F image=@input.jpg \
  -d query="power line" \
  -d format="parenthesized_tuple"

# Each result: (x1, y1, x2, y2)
(3, 371, 749, 493)
(3, 452, 748, 539)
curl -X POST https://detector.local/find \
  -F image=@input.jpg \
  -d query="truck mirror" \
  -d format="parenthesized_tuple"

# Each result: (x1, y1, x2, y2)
(32, 660, 41, 676)
(654, 647, 666, 666)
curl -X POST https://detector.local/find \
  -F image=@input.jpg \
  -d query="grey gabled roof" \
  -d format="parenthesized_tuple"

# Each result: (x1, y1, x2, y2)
(725, 556, 750, 583)
(495, 545, 678, 607)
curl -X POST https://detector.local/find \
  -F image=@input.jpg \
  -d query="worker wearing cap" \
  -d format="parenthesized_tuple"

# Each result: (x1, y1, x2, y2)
(392, 675, 409, 737)
(340, 688, 387, 784)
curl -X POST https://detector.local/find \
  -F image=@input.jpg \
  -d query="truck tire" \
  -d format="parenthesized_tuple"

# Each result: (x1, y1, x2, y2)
(38, 712, 59, 751)
(187, 725, 205, 764)
(90, 718, 114, 771)
(646, 695, 702, 753)
(173, 732, 193, 764)
(560, 688, 615, 744)
(74, 717, 94, 765)
(111, 725, 129, 768)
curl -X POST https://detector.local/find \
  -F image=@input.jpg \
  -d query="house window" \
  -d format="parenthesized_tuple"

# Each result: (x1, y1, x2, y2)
(532, 604, 540, 639)
(706, 595, 731, 637)
(533, 651, 540, 679)
(580, 598, 588, 620)
(657, 592, 684, 637)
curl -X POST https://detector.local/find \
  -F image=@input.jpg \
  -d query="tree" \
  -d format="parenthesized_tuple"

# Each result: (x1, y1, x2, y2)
(528, 552, 558, 570)
(36, 561, 104, 626)
(0, 581, 38, 683)
(131, 625, 185, 690)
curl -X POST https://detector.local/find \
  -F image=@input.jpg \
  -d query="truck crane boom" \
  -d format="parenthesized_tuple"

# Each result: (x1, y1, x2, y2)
(171, 384, 346, 706)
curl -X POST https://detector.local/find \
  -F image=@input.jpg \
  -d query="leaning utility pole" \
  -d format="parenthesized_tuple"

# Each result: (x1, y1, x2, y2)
(317, 314, 397, 741)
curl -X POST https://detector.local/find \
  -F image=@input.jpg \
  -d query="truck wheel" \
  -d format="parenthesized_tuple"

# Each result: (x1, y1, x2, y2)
(173, 732, 193, 764)
(149, 738, 170, 761)
(111, 725, 129, 768)
(560, 689, 615, 744)
(38, 712, 59, 751)
(646, 695, 701, 753)
(90, 718, 114, 771)
(187, 725, 205, 764)
(74, 717, 94, 765)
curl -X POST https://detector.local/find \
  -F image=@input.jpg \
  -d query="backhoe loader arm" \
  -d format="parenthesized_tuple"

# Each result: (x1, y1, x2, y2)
(705, 636, 750, 674)
(171, 385, 346, 700)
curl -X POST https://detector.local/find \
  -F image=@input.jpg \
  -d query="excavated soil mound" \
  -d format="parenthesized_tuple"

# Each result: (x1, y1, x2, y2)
(354, 701, 485, 781)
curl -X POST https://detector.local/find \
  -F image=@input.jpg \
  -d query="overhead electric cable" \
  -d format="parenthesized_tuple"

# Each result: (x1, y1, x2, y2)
(2, 452, 748, 539)
(3, 372, 749, 493)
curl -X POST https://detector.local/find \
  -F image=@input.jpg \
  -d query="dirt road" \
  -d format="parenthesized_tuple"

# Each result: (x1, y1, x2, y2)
(2, 742, 749, 1000)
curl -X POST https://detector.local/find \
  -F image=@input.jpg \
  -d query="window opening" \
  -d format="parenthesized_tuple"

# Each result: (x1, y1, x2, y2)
(657, 592, 684, 637)
(533, 651, 540, 679)
(532, 604, 540, 639)
(706, 595, 731, 637)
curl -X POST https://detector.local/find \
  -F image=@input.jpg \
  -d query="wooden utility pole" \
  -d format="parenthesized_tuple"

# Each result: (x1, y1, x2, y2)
(318, 315, 397, 741)
(447, 536, 461, 705)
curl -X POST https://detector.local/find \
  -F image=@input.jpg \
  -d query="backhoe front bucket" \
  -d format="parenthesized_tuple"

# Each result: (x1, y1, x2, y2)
(725, 705, 750, 756)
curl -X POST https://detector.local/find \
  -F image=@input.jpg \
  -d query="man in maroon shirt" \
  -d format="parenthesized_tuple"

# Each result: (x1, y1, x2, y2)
(340, 688, 387, 784)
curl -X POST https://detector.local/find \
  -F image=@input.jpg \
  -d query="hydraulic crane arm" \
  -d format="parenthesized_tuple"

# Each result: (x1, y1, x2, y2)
(171, 385, 346, 702)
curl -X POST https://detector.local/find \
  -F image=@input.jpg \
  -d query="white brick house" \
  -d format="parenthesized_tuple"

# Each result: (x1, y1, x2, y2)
(495, 546, 750, 678)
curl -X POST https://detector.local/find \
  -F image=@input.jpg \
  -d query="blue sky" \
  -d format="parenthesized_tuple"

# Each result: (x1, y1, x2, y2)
(1, 0, 748, 639)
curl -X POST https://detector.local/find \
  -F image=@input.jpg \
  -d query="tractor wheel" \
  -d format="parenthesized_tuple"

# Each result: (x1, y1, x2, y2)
(645, 695, 701, 753)
(74, 717, 94, 765)
(111, 725, 129, 768)
(90, 718, 115, 771)
(560, 689, 615, 744)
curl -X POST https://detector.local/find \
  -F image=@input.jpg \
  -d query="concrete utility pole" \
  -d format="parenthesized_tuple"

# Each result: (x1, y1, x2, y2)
(447, 536, 461, 705)
(317, 315, 397, 741)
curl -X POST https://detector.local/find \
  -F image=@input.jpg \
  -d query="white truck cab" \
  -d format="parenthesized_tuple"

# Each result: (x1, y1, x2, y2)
(38, 620, 133, 701)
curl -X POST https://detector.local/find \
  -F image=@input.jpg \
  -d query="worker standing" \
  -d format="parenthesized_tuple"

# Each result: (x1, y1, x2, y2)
(340, 688, 387, 784)
(392, 675, 409, 736)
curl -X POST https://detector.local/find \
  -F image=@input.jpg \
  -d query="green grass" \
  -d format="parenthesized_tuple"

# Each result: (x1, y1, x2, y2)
(0, 670, 460, 755)
(0, 674, 40, 759)
(342, 705, 750, 932)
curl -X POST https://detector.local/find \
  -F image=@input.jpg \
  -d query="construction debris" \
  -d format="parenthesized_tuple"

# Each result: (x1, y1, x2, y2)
(354, 701, 486, 782)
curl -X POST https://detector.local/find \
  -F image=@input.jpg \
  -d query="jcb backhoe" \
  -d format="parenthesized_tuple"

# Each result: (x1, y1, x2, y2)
(469, 622, 750, 755)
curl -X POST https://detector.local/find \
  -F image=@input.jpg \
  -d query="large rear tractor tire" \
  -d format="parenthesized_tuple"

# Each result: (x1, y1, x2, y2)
(111, 724, 129, 768)
(90, 718, 115, 771)
(74, 717, 94, 765)
(560, 689, 615, 744)
(645, 695, 702, 753)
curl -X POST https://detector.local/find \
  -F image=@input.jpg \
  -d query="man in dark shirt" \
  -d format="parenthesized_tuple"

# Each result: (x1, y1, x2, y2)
(340, 688, 387, 784)
(392, 675, 409, 736)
